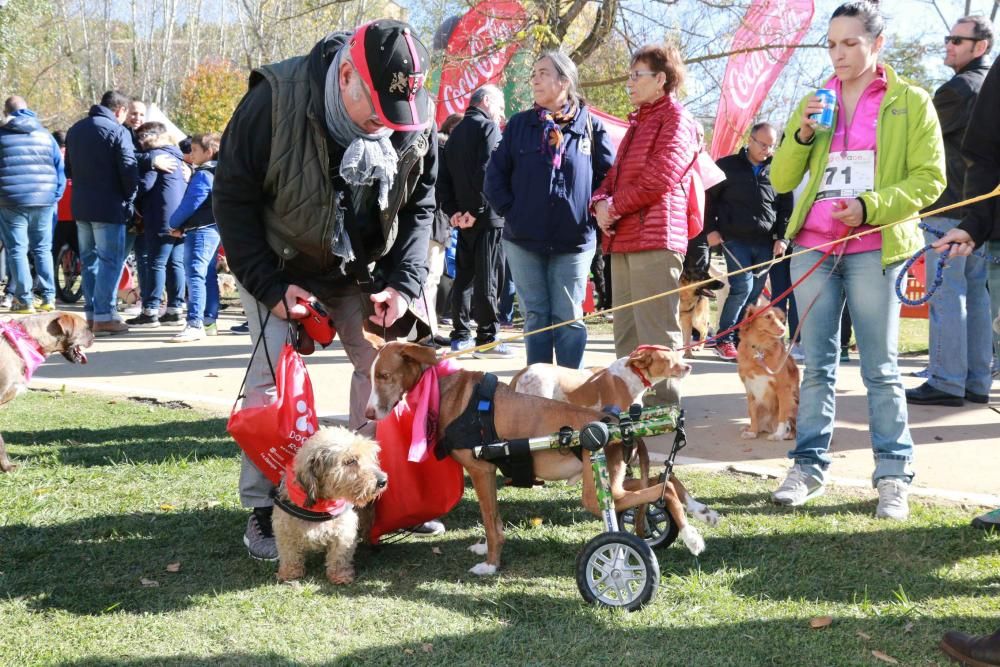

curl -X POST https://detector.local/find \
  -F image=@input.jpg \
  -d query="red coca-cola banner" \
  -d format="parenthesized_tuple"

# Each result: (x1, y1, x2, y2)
(710, 0, 815, 160)
(435, 0, 528, 127)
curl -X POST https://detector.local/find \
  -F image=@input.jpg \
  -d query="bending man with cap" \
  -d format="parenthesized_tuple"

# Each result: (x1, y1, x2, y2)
(214, 20, 438, 561)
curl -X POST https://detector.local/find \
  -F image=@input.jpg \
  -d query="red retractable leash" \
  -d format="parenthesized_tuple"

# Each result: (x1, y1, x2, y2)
(682, 228, 853, 364)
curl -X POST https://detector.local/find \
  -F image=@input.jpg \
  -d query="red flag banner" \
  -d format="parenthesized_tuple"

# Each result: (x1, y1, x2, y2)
(710, 0, 815, 160)
(589, 106, 629, 153)
(435, 0, 528, 127)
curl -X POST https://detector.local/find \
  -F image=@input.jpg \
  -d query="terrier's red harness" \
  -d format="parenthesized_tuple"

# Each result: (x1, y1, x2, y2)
(274, 459, 353, 522)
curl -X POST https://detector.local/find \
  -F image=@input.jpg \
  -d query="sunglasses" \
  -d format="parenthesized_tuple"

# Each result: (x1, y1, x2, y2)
(944, 35, 982, 45)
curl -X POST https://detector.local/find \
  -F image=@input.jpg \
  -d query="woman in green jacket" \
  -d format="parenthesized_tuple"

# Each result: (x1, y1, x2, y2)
(768, 0, 945, 520)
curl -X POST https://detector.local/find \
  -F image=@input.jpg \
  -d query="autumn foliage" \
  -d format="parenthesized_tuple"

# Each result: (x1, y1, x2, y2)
(173, 61, 247, 136)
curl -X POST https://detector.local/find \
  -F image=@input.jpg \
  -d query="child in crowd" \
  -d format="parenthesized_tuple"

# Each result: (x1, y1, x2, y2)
(127, 121, 186, 328)
(167, 132, 221, 342)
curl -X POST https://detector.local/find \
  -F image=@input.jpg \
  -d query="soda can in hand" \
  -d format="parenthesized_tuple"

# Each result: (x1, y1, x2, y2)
(811, 88, 836, 132)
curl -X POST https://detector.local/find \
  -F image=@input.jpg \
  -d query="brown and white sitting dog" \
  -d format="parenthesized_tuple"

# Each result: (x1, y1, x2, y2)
(679, 270, 713, 356)
(273, 427, 388, 584)
(511, 345, 719, 554)
(0, 312, 93, 472)
(365, 341, 680, 576)
(736, 304, 800, 441)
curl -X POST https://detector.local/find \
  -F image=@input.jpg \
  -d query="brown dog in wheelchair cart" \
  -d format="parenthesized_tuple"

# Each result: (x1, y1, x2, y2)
(365, 340, 693, 576)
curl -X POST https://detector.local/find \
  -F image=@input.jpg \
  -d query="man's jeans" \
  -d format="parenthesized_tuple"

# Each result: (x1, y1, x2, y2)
(236, 284, 378, 508)
(76, 221, 126, 322)
(923, 216, 993, 397)
(0, 205, 56, 305)
(503, 240, 588, 368)
(790, 248, 914, 486)
(718, 238, 772, 342)
(184, 226, 221, 327)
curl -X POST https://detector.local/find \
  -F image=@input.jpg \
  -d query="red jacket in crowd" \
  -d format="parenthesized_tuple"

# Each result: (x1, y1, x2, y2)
(594, 94, 699, 255)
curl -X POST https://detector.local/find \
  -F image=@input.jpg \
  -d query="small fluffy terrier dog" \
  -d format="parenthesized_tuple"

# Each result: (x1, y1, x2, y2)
(273, 427, 387, 584)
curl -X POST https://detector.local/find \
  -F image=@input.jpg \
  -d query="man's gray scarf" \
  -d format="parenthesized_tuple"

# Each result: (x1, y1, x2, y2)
(322, 46, 398, 262)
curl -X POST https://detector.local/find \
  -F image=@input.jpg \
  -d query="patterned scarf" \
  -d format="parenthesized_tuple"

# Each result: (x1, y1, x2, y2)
(536, 102, 578, 169)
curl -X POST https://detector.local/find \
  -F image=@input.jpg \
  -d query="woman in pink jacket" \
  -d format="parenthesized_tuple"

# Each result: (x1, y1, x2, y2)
(592, 43, 700, 407)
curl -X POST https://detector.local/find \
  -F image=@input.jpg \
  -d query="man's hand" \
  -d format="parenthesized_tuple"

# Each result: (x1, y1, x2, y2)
(450, 212, 475, 229)
(707, 231, 723, 247)
(932, 227, 976, 257)
(168, 228, 183, 239)
(270, 284, 314, 320)
(152, 154, 179, 173)
(773, 239, 789, 256)
(831, 199, 864, 228)
(369, 287, 408, 328)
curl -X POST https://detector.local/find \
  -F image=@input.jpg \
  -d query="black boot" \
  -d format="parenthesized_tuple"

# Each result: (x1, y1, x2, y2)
(940, 628, 1000, 666)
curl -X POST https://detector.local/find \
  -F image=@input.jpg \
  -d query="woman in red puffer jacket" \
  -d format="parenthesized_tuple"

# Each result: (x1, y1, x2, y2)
(592, 43, 699, 406)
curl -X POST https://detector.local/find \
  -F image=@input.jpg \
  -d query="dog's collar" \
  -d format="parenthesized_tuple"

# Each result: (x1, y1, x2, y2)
(0, 319, 44, 380)
(278, 461, 353, 521)
(629, 364, 653, 389)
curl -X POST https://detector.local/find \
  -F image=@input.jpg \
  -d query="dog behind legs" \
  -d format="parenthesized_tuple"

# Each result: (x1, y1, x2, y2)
(272, 427, 388, 584)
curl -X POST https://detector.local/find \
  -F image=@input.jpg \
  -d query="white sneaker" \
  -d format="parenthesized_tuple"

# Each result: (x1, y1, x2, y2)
(167, 325, 205, 343)
(875, 478, 910, 521)
(771, 465, 825, 506)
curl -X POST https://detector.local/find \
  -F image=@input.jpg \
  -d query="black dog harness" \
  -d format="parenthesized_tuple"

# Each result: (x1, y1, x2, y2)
(438, 373, 544, 488)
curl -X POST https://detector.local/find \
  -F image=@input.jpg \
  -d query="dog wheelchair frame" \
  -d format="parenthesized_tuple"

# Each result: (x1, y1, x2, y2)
(472, 404, 687, 611)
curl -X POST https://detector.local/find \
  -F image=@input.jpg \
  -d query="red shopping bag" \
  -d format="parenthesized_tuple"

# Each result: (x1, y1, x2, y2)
(227, 333, 318, 485)
(370, 403, 464, 544)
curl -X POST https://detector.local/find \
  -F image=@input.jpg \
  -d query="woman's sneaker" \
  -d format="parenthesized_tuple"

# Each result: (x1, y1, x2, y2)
(10, 299, 36, 315)
(159, 311, 183, 324)
(230, 321, 250, 334)
(204, 322, 218, 336)
(771, 465, 825, 506)
(875, 478, 910, 521)
(168, 325, 206, 343)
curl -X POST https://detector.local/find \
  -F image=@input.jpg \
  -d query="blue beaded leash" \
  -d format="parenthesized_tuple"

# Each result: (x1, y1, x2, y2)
(895, 222, 1000, 306)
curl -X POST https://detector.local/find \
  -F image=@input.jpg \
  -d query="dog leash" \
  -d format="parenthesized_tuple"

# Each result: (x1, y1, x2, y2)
(894, 221, 1000, 307)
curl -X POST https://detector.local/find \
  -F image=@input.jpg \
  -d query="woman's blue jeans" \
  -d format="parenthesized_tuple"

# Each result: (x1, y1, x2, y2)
(502, 240, 589, 368)
(141, 235, 185, 312)
(790, 248, 914, 486)
(184, 226, 220, 326)
(0, 205, 56, 305)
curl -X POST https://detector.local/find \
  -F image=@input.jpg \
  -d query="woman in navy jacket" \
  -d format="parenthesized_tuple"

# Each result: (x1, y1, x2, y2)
(484, 51, 614, 368)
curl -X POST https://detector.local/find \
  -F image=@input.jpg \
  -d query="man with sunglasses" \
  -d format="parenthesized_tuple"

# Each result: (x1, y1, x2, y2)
(906, 15, 993, 409)
(704, 122, 793, 361)
(213, 20, 439, 561)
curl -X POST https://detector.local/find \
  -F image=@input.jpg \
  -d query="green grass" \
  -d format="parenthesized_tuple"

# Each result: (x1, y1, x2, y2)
(2, 390, 995, 666)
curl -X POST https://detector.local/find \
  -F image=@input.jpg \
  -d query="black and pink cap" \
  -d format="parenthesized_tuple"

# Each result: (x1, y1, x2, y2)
(349, 20, 431, 132)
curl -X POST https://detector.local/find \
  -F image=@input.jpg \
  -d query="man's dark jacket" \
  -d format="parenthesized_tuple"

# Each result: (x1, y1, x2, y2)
(65, 105, 138, 225)
(960, 57, 1000, 246)
(213, 32, 437, 310)
(929, 56, 990, 217)
(0, 109, 65, 208)
(704, 148, 792, 242)
(438, 105, 502, 229)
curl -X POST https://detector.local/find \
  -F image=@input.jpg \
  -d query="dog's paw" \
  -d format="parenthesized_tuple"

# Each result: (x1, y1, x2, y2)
(679, 525, 705, 556)
(469, 562, 498, 576)
(695, 507, 721, 527)
(740, 428, 758, 439)
(327, 567, 355, 585)
(468, 542, 488, 556)
(276, 564, 305, 582)
(768, 422, 790, 441)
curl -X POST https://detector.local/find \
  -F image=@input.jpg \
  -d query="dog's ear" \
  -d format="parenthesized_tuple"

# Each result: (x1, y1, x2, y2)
(364, 330, 386, 350)
(296, 448, 327, 507)
(626, 347, 653, 369)
(47, 312, 77, 339)
(400, 342, 438, 368)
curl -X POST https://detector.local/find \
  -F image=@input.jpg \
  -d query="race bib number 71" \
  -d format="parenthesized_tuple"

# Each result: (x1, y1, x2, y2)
(815, 150, 875, 201)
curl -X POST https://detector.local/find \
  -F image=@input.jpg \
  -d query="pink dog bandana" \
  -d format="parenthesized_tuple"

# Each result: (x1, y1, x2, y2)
(396, 358, 461, 463)
(0, 319, 44, 381)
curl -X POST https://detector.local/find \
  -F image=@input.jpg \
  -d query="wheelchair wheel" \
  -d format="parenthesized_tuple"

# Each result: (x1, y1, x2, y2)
(619, 499, 679, 550)
(55, 244, 83, 304)
(576, 531, 659, 611)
